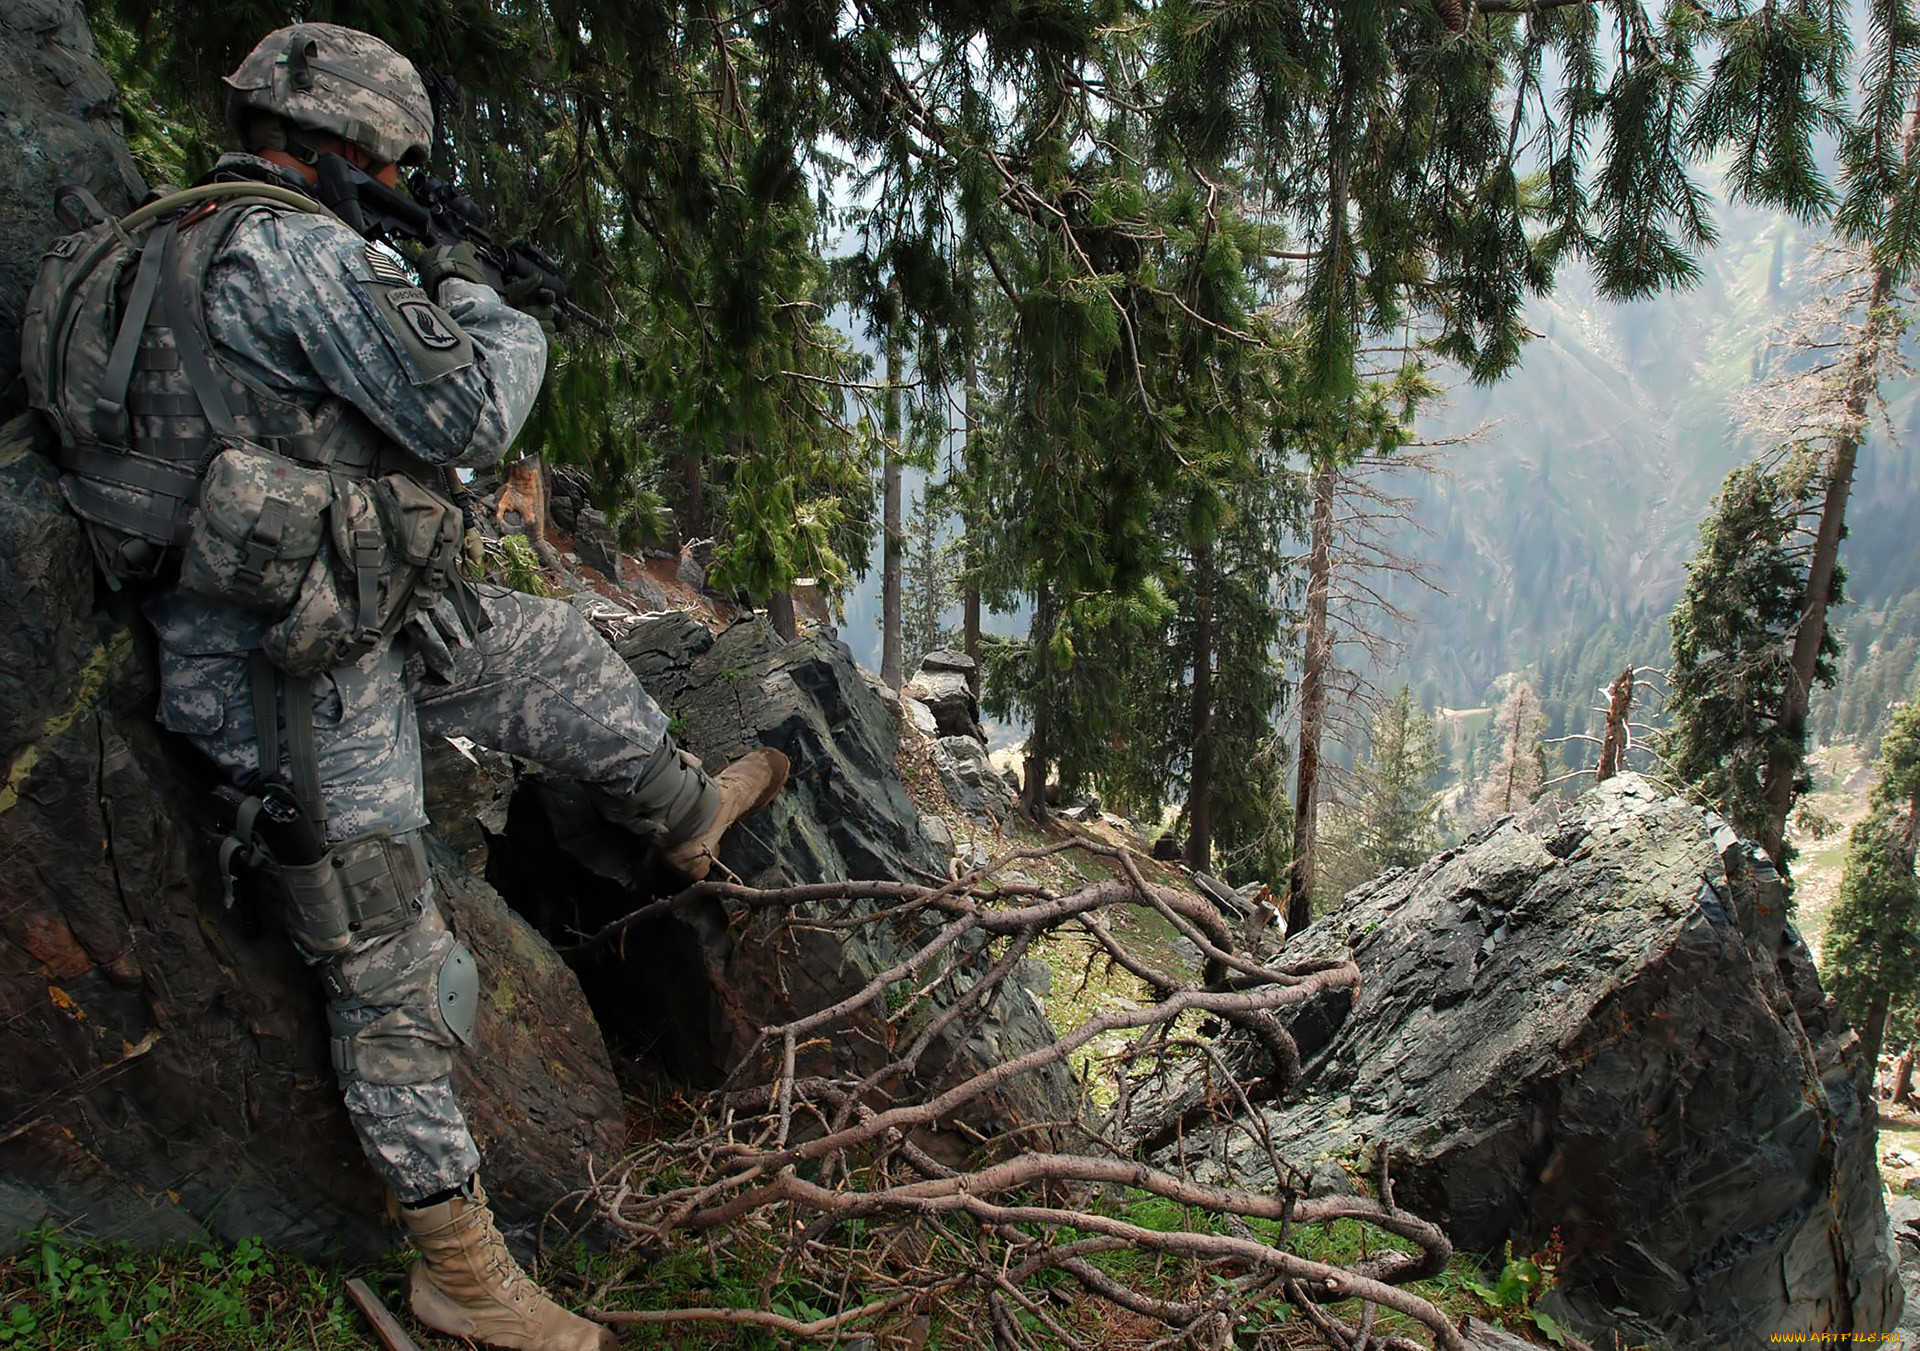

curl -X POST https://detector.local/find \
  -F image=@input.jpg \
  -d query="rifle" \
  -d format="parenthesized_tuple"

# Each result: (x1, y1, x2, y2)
(310, 151, 609, 334)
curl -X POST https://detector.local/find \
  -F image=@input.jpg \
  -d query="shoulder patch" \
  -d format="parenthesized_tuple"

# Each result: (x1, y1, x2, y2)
(361, 280, 476, 385)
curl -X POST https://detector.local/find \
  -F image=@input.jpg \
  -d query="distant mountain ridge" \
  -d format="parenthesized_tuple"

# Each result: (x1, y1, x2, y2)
(1387, 193, 1918, 767)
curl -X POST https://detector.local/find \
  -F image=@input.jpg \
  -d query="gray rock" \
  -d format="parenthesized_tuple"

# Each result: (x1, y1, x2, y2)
(0, 0, 144, 394)
(903, 696, 939, 739)
(933, 734, 1019, 821)
(0, 424, 622, 1259)
(955, 842, 994, 875)
(1306, 1157, 1355, 1199)
(1016, 959, 1052, 999)
(574, 506, 622, 579)
(907, 657, 983, 741)
(1147, 775, 1900, 1349)
(677, 549, 707, 593)
(921, 815, 955, 854)
(918, 649, 976, 676)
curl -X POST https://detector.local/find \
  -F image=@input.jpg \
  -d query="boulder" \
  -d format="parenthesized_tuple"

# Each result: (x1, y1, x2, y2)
(0, 427, 622, 1258)
(1150, 775, 1899, 1348)
(573, 507, 622, 580)
(906, 653, 983, 741)
(932, 734, 1019, 822)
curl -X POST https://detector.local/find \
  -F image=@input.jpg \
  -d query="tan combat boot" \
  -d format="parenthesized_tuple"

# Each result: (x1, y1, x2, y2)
(660, 747, 790, 880)
(401, 1181, 619, 1351)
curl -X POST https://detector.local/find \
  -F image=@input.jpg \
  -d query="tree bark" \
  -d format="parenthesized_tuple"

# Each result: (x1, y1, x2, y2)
(1285, 465, 1336, 936)
(767, 588, 797, 641)
(1863, 991, 1894, 1089)
(1893, 1046, 1915, 1109)
(1024, 582, 1054, 818)
(674, 443, 707, 544)
(1596, 665, 1633, 782)
(1185, 533, 1215, 874)
(1757, 89, 1920, 870)
(962, 339, 982, 698)
(881, 293, 905, 691)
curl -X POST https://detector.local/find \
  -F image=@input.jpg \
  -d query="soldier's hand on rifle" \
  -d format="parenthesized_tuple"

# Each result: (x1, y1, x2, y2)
(418, 241, 489, 301)
(503, 273, 559, 338)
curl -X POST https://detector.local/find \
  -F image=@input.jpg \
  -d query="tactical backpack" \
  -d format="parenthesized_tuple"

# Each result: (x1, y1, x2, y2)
(19, 180, 466, 677)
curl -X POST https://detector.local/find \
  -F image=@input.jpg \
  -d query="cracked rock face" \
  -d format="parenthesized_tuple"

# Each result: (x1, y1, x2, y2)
(1153, 776, 1899, 1348)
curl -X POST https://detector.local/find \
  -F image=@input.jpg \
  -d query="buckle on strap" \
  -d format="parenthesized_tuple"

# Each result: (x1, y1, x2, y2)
(329, 1034, 357, 1076)
(236, 495, 290, 593)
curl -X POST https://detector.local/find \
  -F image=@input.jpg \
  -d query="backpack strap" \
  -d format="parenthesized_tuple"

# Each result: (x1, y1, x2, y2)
(93, 219, 176, 440)
(164, 229, 240, 440)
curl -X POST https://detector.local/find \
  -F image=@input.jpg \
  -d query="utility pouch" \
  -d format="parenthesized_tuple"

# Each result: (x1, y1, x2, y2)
(275, 830, 428, 956)
(256, 469, 464, 677)
(179, 441, 334, 609)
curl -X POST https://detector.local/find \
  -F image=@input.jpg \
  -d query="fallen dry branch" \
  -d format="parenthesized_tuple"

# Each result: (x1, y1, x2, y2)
(572, 838, 1473, 1350)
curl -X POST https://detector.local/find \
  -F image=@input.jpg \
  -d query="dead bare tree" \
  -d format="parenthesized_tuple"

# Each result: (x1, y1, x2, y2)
(562, 840, 1481, 1351)
(1545, 665, 1669, 791)
(1288, 444, 1459, 935)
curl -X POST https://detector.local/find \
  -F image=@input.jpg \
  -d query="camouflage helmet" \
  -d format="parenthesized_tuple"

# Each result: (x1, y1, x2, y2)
(224, 23, 433, 168)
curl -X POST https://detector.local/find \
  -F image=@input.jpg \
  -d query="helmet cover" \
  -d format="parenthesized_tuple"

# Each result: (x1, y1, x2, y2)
(224, 23, 432, 167)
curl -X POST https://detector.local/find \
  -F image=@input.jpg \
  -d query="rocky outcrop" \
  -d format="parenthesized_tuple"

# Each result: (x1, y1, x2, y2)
(932, 734, 1018, 822)
(484, 615, 1080, 1151)
(905, 650, 983, 741)
(1145, 776, 1899, 1348)
(0, 426, 623, 1258)
(0, 0, 143, 394)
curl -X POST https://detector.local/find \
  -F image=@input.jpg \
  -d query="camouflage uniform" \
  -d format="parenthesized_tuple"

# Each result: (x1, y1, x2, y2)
(144, 155, 681, 1201)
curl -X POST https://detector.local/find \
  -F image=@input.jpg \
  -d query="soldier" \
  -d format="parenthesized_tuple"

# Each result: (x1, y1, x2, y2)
(117, 23, 786, 1351)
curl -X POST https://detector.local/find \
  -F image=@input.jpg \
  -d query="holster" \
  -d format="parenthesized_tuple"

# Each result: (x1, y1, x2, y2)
(275, 831, 428, 956)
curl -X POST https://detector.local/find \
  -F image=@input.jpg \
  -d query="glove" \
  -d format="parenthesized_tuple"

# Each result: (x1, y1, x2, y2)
(504, 273, 559, 339)
(418, 242, 489, 301)
(462, 527, 487, 577)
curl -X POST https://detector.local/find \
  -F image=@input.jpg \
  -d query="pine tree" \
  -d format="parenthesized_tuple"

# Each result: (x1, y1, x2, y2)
(1822, 699, 1920, 1070)
(1663, 463, 1838, 865)
(1318, 686, 1444, 903)
(902, 485, 960, 673)
(1475, 679, 1546, 823)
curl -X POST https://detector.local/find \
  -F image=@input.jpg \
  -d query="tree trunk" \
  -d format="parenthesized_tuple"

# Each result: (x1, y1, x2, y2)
(1286, 465, 1336, 936)
(962, 342, 982, 698)
(1863, 991, 1894, 1089)
(674, 443, 707, 544)
(1500, 698, 1520, 814)
(1596, 665, 1633, 782)
(766, 588, 797, 641)
(1893, 1046, 1916, 1109)
(881, 300, 905, 691)
(1024, 582, 1054, 818)
(1185, 534, 1215, 874)
(1757, 90, 1920, 870)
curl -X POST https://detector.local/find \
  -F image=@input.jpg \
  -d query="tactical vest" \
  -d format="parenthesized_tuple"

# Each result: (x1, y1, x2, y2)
(21, 180, 467, 683)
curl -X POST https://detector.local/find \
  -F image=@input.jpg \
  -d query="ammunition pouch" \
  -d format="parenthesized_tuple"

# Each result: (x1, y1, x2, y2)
(324, 928, 477, 1085)
(180, 441, 465, 677)
(274, 830, 428, 956)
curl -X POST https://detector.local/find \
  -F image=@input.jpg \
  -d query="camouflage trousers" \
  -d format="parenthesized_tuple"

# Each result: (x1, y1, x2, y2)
(154, 584, 672, 1201)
